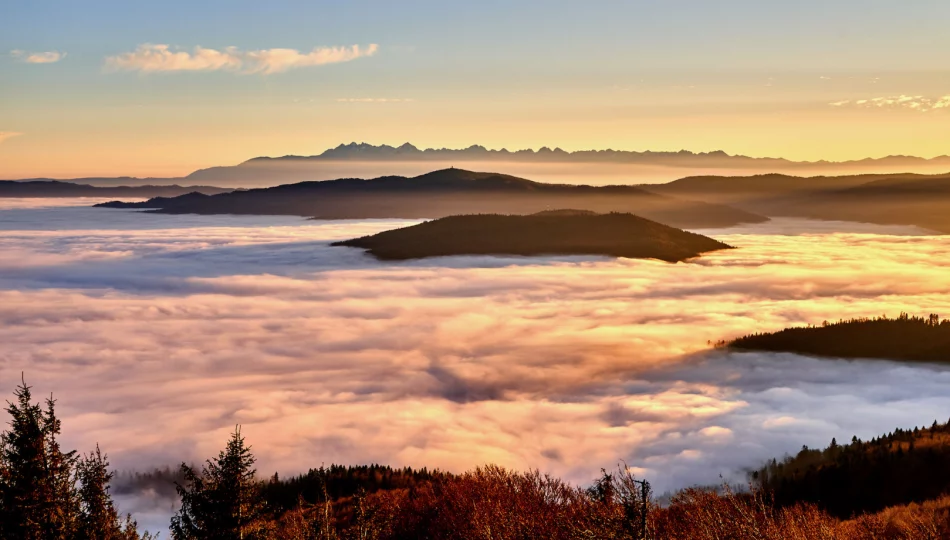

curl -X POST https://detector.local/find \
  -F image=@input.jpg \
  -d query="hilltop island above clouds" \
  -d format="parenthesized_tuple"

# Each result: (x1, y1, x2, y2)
(332, 211, 733, 262)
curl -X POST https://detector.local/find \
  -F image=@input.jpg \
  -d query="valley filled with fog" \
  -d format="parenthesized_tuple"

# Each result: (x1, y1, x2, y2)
(3, 198, 950, 530)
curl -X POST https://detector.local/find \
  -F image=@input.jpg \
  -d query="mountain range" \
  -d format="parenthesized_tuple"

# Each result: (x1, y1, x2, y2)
(251, 142, 950, 168)
(6, 143, 950, 188)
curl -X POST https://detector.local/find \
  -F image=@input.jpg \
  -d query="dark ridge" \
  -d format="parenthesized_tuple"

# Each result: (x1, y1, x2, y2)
(530, 209, 598, 216)
(729, 313, 950, 362)
(331, 211, 733, 262)
(96, 191, 212, 209)
(753, 418, 950, 518)
(0, 180, 231, 198)
(644, 172, 950, 233)
(95, 168, 768, 229)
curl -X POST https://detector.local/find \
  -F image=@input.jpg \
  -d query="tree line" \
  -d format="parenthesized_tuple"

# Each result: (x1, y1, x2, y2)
(753, 419, 950, 518)
(730, 313, 950, 362)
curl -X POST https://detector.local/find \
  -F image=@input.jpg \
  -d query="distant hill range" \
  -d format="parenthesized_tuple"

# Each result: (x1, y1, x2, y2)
(95, 169, 767, 229)
(332, 210, 732, 262)
(0, 180, 232, 198)
(644, 172, 950, 232)
(12, 154, 950, 233)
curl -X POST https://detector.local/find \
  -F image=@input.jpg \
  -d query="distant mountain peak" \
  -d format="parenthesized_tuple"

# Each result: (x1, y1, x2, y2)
(228, 143, 950, 173)
(310, 142, 760, 161)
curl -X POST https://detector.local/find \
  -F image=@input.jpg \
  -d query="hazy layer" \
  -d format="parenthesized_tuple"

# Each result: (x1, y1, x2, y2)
(72, 159, 950, 188)
(3, 200, 950, 531)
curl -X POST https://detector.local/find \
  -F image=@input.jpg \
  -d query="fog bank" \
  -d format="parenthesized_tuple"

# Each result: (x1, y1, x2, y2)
(3, 201, 950, 532)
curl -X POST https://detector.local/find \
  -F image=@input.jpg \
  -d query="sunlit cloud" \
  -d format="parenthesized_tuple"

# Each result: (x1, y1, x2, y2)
(0, 132, 23, 144)
(104, 43, 379, 74)
(830, 94, 950, 112)
(10, 49, 66, 64)
(4, 203, 950, 531)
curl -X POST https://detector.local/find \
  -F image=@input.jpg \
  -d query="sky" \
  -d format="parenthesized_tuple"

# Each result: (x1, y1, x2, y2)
(3, 0, 950, 177)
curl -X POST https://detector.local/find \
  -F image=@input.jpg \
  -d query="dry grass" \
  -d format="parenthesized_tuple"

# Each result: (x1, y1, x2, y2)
(266, 466, 950, 539)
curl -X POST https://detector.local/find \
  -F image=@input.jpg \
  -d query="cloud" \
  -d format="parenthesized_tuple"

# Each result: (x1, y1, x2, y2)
(104, 43, 379, 74)
(0, 132, 22, 144)
(4, 202, 950, 530)
(10, 50, 65, 63)
(336, 98, 414, 103)
(830, 94, 950, 112)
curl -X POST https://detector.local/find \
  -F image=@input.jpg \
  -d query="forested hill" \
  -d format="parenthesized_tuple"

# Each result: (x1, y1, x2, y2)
(754, 419, 950, 518)
(730, 314, 950, 362)
(332, 211, 733, 262)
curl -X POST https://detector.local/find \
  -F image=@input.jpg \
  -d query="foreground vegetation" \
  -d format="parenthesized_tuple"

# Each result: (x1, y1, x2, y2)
(5, 380, 950, 539)
(0, 378, 147, 539)
(730, 313, 950, 362)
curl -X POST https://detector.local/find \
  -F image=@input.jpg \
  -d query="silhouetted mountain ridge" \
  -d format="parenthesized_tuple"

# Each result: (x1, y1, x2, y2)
(0, 180, 231, 198)
(645, 172, 950, 233)
(240, 142, 950, 167)
(96, 168, 767, 229)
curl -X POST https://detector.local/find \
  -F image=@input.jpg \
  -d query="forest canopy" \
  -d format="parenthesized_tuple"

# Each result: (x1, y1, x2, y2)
(729, 313, 950, 363)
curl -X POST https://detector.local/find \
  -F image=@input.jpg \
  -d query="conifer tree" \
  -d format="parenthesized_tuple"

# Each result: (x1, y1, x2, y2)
(171, 426, 270, 539)
(77, 444, 143, 539)
(0, 378, 79, 540)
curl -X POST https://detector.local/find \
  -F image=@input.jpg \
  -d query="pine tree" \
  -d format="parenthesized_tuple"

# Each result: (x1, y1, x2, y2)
(0, 378, 79, 540)
(171, 426, 270, 539)
(77, 444, 143, 539)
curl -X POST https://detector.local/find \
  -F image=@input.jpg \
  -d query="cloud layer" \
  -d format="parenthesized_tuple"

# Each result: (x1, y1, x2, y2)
(10, 50, 65, 63)
(3, 202, 950, 532)
(0, 132, 22, 144)
(105, 44, 378, 74)
(831, 94, 950, 112)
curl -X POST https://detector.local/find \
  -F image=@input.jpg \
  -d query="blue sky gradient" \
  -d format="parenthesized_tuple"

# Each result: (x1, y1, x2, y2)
(3, 0, 950, 176)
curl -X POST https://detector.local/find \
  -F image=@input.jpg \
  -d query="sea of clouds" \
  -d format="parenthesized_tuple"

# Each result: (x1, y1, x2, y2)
(3, 198, 950, 533)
